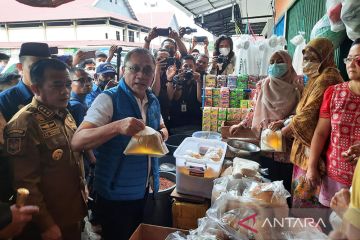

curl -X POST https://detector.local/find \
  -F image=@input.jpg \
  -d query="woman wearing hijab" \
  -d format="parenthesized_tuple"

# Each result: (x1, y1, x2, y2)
(280, 38, 343, 208)
(210, 35, 236, 75)
(305, 39, 360, 209)
(230, 50, 301, 191)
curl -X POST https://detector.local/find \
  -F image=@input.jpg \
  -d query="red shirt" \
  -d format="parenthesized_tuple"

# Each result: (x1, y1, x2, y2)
(320, 82, 359, 186)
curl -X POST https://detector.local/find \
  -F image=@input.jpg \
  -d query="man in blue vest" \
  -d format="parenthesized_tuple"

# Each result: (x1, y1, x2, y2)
(71, 48, 168, 239)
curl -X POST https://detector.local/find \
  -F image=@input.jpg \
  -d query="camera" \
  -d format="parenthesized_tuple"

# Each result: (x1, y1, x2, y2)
(193, 36, 207, 42)
(217, 54, 228, 64)
(184, 27, 197, 35)
(183, 69, 193, 81)
(166, 57, 176, 67)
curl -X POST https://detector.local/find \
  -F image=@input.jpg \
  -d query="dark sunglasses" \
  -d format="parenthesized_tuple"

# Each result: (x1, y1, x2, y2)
(72, 77, 93, 85)
(126, 65, 154, 76)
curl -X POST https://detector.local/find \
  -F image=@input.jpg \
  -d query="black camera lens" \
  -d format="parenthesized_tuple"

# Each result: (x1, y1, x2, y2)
(217, 55, 227, 64)
(184, 70, 193, 80)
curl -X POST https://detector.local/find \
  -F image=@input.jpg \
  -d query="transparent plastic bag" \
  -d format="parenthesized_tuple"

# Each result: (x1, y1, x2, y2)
(232, 157, 260, 179)
(326, 0, 345, 32)
(165, 231, 187, 240)
(310, 14, 346, 48)
(260, 129, 285, 152)
(123, 126, 169, 157)
(341, 0, 360, 41)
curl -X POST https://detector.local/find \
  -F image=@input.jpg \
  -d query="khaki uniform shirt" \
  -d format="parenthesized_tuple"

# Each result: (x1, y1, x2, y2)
(4, 98, 87, 232)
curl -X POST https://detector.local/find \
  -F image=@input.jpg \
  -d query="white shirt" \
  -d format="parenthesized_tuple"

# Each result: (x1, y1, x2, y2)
(84, 93, 164, 187)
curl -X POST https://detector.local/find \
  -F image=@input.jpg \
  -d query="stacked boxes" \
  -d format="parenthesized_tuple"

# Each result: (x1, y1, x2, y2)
(202, 107, 211, 131)
(217, 108, 227, 132)
(210, 108, 218, 132)
(237, 74, 248, 89)
(205, 74, 216, 88)
(216, 75, 227, 88)
(227, 75, 237, 89)
(212, 88, 220, 107)
(219, 87, 230, 108)
(204, 88, 213, 107)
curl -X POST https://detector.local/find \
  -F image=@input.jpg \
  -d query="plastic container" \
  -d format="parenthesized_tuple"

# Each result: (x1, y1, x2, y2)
(165, 134, 190, 155)
(192, 131, 222, 140)
(173, 137, 227, 198)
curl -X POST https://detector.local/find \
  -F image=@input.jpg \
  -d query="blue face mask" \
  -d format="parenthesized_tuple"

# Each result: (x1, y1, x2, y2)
(268, 63, 288, 78)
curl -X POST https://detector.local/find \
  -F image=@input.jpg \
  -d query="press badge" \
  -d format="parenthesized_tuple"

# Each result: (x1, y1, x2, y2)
(181, 102, 187, 112)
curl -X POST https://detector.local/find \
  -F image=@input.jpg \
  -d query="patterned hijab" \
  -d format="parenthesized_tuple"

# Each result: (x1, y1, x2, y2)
(252, 50, 300, 132)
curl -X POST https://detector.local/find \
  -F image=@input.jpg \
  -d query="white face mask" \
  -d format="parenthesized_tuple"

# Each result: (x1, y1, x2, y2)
(86, 70, 95, 78)
(219, 47, 230, 56)
(302, 61, 321, 77)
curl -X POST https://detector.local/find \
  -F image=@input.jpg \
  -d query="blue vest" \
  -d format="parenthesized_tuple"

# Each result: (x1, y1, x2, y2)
(94, 79, 160, 201)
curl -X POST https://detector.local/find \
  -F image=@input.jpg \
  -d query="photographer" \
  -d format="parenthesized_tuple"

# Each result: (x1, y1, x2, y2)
(144, 27, 188, 59)
(210, 35, 236, 75)
(152, 48, 173, 127)
(166, 55, 202, 132)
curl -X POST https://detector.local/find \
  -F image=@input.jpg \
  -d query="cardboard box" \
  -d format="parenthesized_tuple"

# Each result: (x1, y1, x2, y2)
(172, 200, 209, 230)
(129, 224, 187, 240)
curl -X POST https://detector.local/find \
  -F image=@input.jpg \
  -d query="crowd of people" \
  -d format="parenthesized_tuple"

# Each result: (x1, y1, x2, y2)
(0, 25, 359, 240)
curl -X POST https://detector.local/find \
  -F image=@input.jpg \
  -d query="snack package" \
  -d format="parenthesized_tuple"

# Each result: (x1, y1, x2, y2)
(218, 108, 227, 120)
(240, 100, 248, 109)
(189, 217, 231, 240)
(124, 126, 169, 157)
(260, 129, 284, 152)
(217, 75, 227, 88)
(212, 97, 219, 107)
(237, 74, 248, 89)
(227, 75, 237, 89)
(210, 108, 219, 132)
(220, 87, 230, 108)
(206, 74, 217, 88)
(204, 87, 213, 107)
(202, 107, 211, 131)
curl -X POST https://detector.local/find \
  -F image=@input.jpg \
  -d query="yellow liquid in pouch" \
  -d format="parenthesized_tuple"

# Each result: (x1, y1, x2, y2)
(266, 132, 282, 151)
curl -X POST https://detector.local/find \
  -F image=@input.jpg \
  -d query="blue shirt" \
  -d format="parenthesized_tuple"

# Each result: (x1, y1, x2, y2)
(85, 84, 102, 108)
(69, 92, 88, 126)
(0, 80, 33, 122)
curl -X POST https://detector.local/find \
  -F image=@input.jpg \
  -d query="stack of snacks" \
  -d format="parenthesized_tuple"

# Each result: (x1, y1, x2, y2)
(210, 107, 218, 132)
(219, 87, 230, 108)
(227, 75, 237, 89)
(216, 75, 227, 88)
(205, 74, 217, 87)
(204, 88, 213, 107)
(236, 74, 248, 89)
(217, 108, 227, 132)
(212, 88, 220, 107)
(226, 108, 242, 121)
(202, 107, 211, 131)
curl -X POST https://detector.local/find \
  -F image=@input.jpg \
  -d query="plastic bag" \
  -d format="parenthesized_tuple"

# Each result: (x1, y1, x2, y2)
(282, 219, 328, 240)
(165, 231, 187, 240)
(260, 129, 284, 152)
(232, 157, 260, 179)
(326, 0, 345, 32)
(310, 14, 346, 48)
(341, 0, 360, 41)
(123, 126, 169, 157)
(188, 217, 231, 240)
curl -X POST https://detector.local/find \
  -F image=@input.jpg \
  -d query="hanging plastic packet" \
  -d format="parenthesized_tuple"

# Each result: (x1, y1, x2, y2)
(260, 129, 285, 152)
(124, 126, 169, 157)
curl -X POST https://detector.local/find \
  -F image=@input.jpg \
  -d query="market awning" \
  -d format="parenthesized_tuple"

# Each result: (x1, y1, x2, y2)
(166, 0, 272, 36)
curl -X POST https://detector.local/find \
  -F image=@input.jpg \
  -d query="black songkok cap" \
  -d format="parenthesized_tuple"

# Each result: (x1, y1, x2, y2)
(19, 42, 50, 58)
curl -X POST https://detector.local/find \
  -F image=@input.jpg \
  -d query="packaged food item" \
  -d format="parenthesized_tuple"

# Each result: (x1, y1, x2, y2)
(227, 75, 237, 89)
(232, 157, 260, 179)
(210, 108, 218, 132)
(204, 96, 213, 107)
(124, 126, 169, 157)
(212, 97, 219, 107)
(205, 87, 213, 97)
(218, 108, 227, 120)
(237, 74, 248, 89)
(217, 75, 227, 88)
(212, 88, 220, 96)
(220, 87, 230, 108)
(240, 100, 248, 109)
(206, 74, 217, 88)
(202, 107, 211, 131)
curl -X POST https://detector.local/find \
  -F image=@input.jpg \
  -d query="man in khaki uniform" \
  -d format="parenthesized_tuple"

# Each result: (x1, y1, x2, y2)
(4, 59, 87, 240)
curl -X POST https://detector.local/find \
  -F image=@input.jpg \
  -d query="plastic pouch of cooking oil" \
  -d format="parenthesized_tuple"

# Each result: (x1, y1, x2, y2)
(260, 129, 285, 152)
(124, 126, 169, 157)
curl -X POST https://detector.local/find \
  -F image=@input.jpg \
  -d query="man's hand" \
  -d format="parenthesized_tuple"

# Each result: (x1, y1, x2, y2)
(116, 117, 145, 136)
(166, 65, 177, 81)
(330, 188, 351, 219)
(178, 27, 186, 38)
(108, 45, 118, 58)
(211, 55, 218, 68)
(41, 224, 62, 240)
(194, 72, 201, 83)
(0, 205, 39, 239)
(156, 57, 167, 71)
(72, 50, 85, 67)
(204, 38, 209, 47)
(146, 27, 158, 42)
(169, 29, 180, 41)
(281, 124, 293, 138)
(191, 37, 197, 47)
(305, 166, 321, 189)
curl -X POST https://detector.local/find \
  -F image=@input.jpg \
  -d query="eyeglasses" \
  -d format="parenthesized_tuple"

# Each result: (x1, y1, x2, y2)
(72, 77, 93, 85)
(126, 65, 154, 76)
(343, 57, 360, 66)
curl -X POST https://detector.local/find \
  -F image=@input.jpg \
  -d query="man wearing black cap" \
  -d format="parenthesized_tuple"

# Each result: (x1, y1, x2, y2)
(85, 62, 117, 107)
(0, 42, 50, 144)
(0, 53, 10, 73)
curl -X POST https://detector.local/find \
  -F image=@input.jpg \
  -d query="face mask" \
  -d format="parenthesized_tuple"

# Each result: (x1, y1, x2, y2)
(268, 63, 288, 78)
(302, 61, 321, 77)
(86, 70, 95, 78)
(98, 80, 110, 90)
(219, 48, 230, 56)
